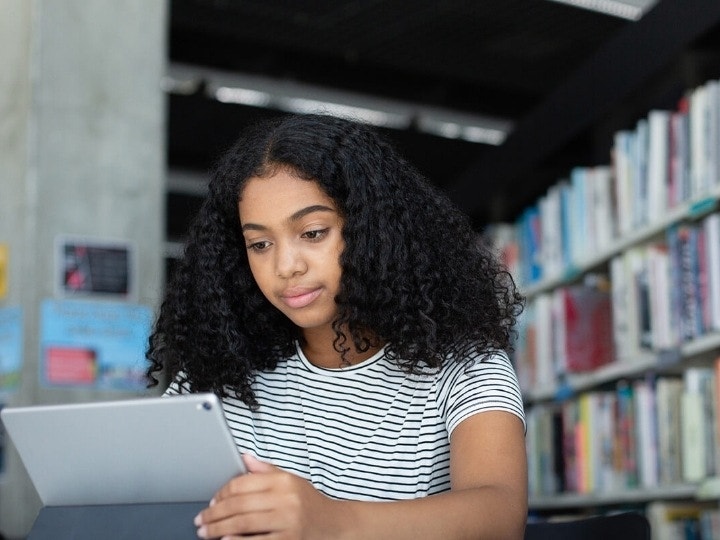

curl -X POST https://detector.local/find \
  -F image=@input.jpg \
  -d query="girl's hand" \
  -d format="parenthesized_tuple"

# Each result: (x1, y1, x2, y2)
(194, 454, 340, 539)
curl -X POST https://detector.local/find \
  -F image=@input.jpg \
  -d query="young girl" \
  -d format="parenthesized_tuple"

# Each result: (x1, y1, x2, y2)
(146, 113, 527, 539)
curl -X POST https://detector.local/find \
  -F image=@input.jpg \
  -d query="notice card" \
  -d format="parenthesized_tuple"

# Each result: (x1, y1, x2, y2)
(0, 306, 23, 392)
(39, 299, 152, 391)
(0, 243, 7, 300)
(56, 236, 136, 301)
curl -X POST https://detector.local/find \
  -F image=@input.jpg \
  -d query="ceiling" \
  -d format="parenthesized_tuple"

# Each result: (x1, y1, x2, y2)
(165, 0, 648, 230)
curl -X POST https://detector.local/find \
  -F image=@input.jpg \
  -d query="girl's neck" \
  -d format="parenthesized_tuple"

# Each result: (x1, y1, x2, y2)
(300, 328, 383, 369)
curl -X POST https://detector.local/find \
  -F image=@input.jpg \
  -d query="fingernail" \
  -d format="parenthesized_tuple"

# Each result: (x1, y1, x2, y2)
(194, 513, 202, 526)
(209, 497, 216, 506)
(197, 525, 207, 538)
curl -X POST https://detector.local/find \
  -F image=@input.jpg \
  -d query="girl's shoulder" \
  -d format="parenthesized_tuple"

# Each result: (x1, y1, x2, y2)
(436, 347, 514, 379)
(433, 347, 525, 433)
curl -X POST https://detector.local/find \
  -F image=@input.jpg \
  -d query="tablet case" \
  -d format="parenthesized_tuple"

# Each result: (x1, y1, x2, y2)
(27, 502, 205, 540)
(1, 393, 245, 538)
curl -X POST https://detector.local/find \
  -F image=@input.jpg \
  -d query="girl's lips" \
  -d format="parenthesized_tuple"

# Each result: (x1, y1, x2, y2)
(280, 288, 323, 309)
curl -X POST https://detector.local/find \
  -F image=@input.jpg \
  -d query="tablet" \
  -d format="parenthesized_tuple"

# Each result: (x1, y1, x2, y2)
(1, 393, 246, 506)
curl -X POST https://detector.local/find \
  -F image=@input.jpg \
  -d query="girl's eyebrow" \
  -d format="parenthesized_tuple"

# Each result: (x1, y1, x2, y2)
(241, 204, 336, 232)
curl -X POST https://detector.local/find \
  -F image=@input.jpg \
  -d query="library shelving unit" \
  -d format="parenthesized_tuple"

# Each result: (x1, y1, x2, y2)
(483, 0, 720, 533)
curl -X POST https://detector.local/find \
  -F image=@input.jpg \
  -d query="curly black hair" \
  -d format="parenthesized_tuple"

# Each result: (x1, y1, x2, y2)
(146, 113, 523, 408)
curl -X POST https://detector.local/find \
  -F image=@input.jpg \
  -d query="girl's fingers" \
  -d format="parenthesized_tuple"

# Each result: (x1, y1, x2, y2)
(242, 453, 276, 473)
(196, 495, 295, 538)
(198, 472, 297, 524)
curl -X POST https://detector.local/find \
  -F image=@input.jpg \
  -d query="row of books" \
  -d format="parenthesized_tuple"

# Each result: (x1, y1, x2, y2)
(526, 364, 720, 499)
(647, 501, 720, 540)
(513, 275, 614, 393)
(612, 213, 720, 359)
(512, 211, 720, 394)
(488, 77, 720, 288)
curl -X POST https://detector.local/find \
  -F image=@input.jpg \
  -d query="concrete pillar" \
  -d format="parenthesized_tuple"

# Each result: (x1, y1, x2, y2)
(0, 0, 167, 535)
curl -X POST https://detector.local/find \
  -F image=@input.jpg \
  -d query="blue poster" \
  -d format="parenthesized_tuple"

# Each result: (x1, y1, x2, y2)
(40, 299, 153, 391)
(0, 306, 23, 392)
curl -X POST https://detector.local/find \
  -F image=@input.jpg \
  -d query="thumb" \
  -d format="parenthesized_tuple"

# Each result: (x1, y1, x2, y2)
(242, 453, 276, 473)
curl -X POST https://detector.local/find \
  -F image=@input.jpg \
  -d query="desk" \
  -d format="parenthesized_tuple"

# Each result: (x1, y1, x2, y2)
(28, 501, 205, 540)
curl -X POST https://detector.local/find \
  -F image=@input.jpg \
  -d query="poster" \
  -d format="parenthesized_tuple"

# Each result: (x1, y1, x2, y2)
(0, 243, 7, 300)
(56, 236, 136, 301)
(0, 404, 4, 477)
(0, 306, 23, 392)
(40, 299, 152, 391)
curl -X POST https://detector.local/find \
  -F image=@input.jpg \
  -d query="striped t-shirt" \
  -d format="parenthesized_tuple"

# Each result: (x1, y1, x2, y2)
(165, 343, 524, 501)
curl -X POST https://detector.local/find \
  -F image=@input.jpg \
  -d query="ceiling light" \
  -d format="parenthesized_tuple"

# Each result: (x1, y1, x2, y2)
(276, 97, 408, 129)
(166, 63, 513, 145)
(214, 87, 271, 108)
(416, 111, 510, 145)
(545, 0, 659, 20)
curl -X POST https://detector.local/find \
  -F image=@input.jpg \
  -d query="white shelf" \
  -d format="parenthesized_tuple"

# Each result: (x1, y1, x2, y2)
(697, 476, 720, 500)
(530, 483, 700, 510)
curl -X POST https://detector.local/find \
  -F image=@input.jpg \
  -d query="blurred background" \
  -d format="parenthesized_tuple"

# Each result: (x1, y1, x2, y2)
(4, 1, 720, 538)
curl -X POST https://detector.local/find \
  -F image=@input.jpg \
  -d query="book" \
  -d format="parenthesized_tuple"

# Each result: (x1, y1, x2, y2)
(539, 184, 564, 281)
(633, 118, 649, 228)
(633, 377, 658, 488)
(570, 167, 590, 265)
(610, 255, 632, 362)
(615, 380, 638, 488)
(703, 80, 720, 192)
(703, 212, 720, 332)
(701, 366, 718, 477)
(611, 248, 652, 362)
(576, 393, 594, 493)
(632, 248, 653, 350)
(612, 130, 634, 238)
(667, 223, 703, 341)
(561, 283, 614, 373)
(551, 288, 567, 378)
(512, 299, 536, 393)
(690, 83, 709, 200)
(714, 356, 720, 476)
(561, 399, 579, 493)
(482, 222, 519, 281)
(681, 367, 713, 482)
(669, 97, 691, 207)
(596, 391, 619, 492)
(518, 205, 543, 285)
(655, 377, 683, 484)
(647, 109, 671, 224)
(558, 180, 573, 272)
(534, 293, 554, 391)
(646, 242, 676, 350)
(591, 166, 615, 252)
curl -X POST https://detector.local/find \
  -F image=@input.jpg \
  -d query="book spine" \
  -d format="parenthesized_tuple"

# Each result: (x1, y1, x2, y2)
(634, 377, 659, 488)
(682, 368, 709, 482)
(616, 380, 639, 488)
(705, 213, 720, 332)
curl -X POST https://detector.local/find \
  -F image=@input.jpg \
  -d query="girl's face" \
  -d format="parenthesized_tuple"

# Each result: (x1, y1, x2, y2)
(239, 168, 345, 334)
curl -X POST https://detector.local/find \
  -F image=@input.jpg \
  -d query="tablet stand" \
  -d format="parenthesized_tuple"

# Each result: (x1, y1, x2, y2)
(27, 501, 206, 540)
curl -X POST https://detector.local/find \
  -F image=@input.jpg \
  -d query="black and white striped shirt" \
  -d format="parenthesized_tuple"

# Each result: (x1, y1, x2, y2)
(166, 344, 524, 501)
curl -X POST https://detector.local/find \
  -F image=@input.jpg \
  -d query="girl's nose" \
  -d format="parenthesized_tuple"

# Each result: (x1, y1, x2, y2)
(275, 243, 308, 278)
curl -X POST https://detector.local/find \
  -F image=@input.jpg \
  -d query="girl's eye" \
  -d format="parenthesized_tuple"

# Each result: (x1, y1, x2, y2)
(302, 228, 329, 241)
(246, 240, 271, 252)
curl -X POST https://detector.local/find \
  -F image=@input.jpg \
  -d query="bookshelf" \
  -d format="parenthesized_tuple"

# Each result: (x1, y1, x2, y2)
(483, 1, 720, 533)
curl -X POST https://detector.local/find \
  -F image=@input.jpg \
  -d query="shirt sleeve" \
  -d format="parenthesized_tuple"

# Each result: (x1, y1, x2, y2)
(163, 372, 190, 396)
(438, 350, 526, 436)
